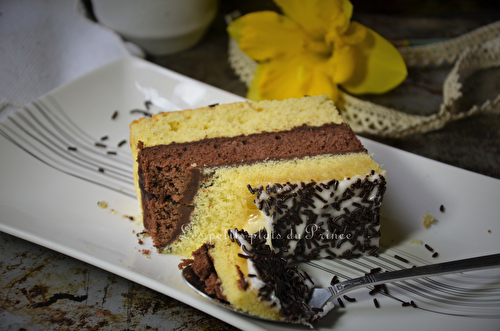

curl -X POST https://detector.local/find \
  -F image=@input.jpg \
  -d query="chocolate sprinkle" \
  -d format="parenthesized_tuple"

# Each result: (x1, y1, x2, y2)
(101, 135, 109, 141)
(247, 184, 256, 194)
(235, 265, 248, 291)
(118, 139, 127, 147)
(343, 295, 356, 302)
(440, 204, 445, 212)
(424, 244, 434, 252)
(130, 109, 152, 117)
(330, 275, 339, 285)
(373, 298, 380, 308)
(111, 110, 118, 119)
(95, 142, 106, 148)
(337, 298, 345, 308)
(107, 151, 117, 155)
(432, 252, 439, 258)
(394, 255, 410, 263)
(67, 146, 77, 151)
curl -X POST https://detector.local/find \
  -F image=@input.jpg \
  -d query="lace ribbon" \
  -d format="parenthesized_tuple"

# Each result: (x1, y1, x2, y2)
(228, 20, 500, 138)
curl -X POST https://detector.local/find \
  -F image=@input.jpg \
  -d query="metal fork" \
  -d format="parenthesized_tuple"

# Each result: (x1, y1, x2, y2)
(308, 253, 500, 310)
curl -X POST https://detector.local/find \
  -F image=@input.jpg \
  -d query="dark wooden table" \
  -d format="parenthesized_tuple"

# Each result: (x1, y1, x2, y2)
(1, 1, 499, 330)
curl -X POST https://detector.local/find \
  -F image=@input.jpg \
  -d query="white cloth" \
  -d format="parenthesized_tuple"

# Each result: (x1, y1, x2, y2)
(0, 0, 131, 120)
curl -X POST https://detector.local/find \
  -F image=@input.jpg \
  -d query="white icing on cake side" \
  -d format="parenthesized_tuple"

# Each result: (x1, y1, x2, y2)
(251, 172, 386, 260)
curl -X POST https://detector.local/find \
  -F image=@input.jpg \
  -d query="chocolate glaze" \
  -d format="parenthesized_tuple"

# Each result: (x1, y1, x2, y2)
(137, 123, 366, 248)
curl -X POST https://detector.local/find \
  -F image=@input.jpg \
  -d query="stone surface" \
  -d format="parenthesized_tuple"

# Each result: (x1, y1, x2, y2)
(0, 232, 237, 331)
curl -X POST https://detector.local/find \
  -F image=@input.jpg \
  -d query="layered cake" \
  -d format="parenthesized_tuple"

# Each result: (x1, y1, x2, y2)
(129, 95, 386, 323)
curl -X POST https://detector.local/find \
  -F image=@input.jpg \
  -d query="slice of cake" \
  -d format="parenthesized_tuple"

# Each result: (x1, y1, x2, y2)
(130, 95, 386, 324)
(130, 95, 384, 256)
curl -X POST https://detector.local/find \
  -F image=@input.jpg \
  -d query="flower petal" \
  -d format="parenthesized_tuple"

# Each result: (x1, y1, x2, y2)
(320, 0, 353, 34)
(307, 62, 341, 103)
(338, 21, 367, 45)
(226, 14, 246, 42)
(273, 0, 326, 39)
(340, 0, 353, 22)
(340, 26, 407, 94)
(246, 64, 264, 101)
(227, 11, 308, 61)
(249, 53, 339, 102)
(330, 44, 357, 84)
(274, 0, 353, 39)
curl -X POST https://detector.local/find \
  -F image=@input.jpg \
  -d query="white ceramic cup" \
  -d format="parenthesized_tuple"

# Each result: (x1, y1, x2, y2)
(91, 0, 218, 56)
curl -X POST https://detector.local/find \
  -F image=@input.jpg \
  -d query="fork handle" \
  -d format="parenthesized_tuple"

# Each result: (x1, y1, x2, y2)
(335, 253, 500, 293)
(309, 253, 500, 310)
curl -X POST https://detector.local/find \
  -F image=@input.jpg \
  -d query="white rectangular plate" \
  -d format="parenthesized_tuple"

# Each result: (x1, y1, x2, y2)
(1, 56, 499, 331)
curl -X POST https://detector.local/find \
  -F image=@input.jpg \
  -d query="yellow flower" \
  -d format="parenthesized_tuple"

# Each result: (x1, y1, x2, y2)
(227, 0, 408, 105)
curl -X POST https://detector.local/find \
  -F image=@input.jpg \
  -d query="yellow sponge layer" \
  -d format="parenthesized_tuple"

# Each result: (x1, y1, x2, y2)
(169, 152, 383, 257)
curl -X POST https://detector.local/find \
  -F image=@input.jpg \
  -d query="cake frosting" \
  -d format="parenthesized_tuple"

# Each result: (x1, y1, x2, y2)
(250, 172, 385, 261)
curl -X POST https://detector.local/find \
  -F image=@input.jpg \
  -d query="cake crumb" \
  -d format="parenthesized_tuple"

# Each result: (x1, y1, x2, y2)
(410, 239, 423, 245)
(140, 249, 150, 258)
(488, 229, 492, 233)
(423, 213, 437, 228)
(97, 201, 108, 209)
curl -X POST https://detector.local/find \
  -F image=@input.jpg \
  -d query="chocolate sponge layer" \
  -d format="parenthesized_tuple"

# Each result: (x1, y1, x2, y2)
(137, 123, 366, 249)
